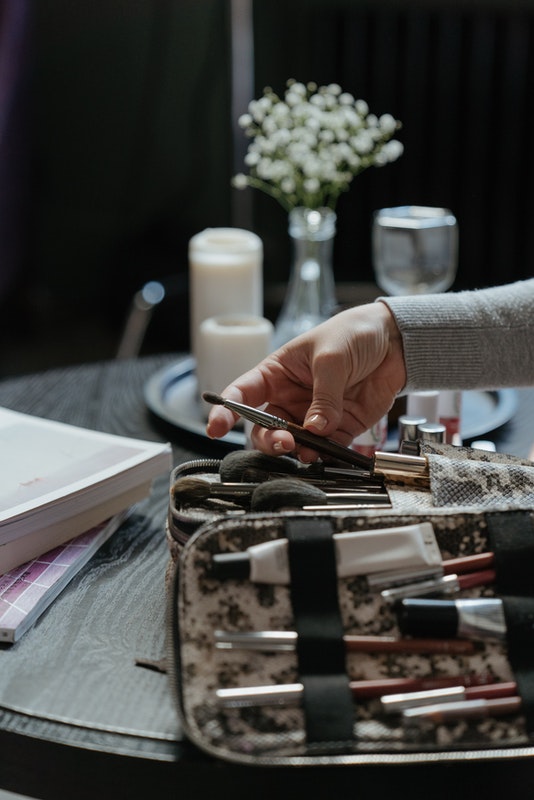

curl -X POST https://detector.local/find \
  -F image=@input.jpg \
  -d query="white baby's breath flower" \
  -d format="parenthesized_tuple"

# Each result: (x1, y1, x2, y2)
(379, 113, 397, 134)
(270, 127, 292, 147)
(258, 96, 273, 112)
(335, 127, 349, 142)
(281, 177, 296, 193)
(346, 152, 362, 169)
(341, 107, 360, 128)
(304, 177, 320, 193)
(327, 83, 342, 96)
(285, 91, 301, 107)
(351, 131, 374, 154)
(272, 102, 290, 120)
(383, 139, 404, 161)
(232, 173, 249, 189)
(238, 113, 253, 129)
(290, 81, 307, 96)
(302, 156, 323, 178)
(262, 116, 279, 136)
(232, 79, 402, 211)
(256, 157, 274, 180)
(373, 151, 389, 166)
(244, 151, 260, 166)
(309, 93, 325, 108)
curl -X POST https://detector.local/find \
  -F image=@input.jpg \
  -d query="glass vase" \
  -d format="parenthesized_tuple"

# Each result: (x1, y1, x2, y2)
(273, 207, 337, 348)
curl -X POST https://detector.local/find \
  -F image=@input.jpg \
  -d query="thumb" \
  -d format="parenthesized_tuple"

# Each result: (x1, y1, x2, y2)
(302, 357, 345, 435)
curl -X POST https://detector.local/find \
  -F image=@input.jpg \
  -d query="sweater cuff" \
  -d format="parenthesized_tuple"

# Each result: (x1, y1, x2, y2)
(379, 285, 533, 391)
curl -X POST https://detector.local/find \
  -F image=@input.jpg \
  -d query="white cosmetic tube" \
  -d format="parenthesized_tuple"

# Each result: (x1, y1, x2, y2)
(238, 522, 441, 584)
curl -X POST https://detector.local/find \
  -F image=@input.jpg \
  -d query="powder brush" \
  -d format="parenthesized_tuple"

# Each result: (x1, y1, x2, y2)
(219, 450, 384, 490)
(172, 476, 391, 510)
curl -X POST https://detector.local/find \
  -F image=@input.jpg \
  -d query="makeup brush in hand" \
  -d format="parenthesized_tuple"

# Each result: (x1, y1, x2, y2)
(204, 391, 373, 470)
(204, 392, 430, 487)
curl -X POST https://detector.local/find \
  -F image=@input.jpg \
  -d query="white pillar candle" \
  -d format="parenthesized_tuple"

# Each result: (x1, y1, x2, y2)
(189, 227, 263, 362)
(196, 314, 273, 416)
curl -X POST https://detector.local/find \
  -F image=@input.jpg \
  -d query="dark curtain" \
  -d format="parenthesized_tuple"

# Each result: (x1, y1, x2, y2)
(0, 0, 31, 302)
(2, 0, 534, 373)
(1, 0, 233, 370)
(250, 0, 534, 291)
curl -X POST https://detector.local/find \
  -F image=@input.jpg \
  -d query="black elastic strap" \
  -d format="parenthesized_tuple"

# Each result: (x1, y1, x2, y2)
(286, 518, 354, 745)
(501, 595, 534, 666)
(300, 674, 354, 744)
(513, 668, 534, 735)
(487, 511, 534, 595)
(501, 595, 534, 734)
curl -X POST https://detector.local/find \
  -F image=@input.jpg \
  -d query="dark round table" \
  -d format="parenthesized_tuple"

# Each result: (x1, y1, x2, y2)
(1, 354, 534, 800)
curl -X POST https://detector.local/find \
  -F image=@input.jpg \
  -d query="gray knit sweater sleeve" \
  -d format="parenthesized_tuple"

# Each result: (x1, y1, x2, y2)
(380, 279, 534, 391)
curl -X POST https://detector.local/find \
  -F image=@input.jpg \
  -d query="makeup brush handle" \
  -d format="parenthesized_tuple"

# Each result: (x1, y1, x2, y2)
(343, 635, 475, 655)
(285, 422, 372, 470)
(442, 552, 495, 575)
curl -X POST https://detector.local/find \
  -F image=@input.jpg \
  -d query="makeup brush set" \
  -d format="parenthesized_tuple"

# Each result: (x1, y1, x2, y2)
(165, 422, 534, 766)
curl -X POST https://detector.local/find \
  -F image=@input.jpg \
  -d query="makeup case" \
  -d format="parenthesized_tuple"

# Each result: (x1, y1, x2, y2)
(165, 442, 534, 766)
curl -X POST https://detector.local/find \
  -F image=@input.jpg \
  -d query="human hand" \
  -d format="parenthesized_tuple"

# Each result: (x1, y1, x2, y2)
(206, 301, 406, 462)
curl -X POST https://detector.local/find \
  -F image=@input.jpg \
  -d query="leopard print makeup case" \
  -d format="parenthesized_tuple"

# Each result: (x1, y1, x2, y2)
(165, 444, 534, 766)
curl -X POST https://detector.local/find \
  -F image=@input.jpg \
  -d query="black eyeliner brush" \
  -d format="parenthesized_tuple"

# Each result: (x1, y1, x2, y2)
(203, 391, 373, 471)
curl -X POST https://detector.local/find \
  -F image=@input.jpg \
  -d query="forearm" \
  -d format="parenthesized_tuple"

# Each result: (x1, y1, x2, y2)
(380, 279, 534, 391)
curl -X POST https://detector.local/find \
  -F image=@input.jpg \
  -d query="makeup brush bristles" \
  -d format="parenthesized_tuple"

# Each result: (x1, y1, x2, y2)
(172, 477, 255, 509)
(219, 450, 299, 482)
(202, 391, 226, 406)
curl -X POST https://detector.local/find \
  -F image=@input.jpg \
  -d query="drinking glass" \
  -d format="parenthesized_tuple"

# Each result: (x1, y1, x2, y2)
(372, 206, 458, 296)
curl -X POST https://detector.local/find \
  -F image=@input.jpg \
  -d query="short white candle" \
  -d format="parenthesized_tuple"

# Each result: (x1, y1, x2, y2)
(189, 227, 263, 362)
(196, 314, 273, 416)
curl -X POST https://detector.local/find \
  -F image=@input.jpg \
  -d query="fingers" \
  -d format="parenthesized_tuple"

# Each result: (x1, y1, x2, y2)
(302, 349, 348, 436)
(250, 426, 296, 456)
(204, 303, 402, 456)
(205, 405, 237, 440)
(205, 364, 270, 440)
